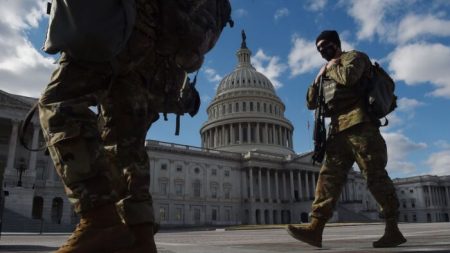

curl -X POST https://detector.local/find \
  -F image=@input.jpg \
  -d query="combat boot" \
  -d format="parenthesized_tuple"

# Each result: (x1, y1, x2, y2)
(115, 223, 157, 253)
(373, 218, 407, 248)
(286, 217, 326, 248)
(56, 204, 134, 253)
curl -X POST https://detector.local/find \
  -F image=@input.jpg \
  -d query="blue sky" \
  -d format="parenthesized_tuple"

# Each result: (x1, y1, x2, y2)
(1, 0, 449, 179)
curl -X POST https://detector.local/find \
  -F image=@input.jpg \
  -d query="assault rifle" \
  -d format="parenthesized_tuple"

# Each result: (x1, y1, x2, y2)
(312, 76, 326, 165)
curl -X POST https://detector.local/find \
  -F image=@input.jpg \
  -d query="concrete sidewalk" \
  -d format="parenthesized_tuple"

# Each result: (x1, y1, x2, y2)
(1, 222, 449, 253)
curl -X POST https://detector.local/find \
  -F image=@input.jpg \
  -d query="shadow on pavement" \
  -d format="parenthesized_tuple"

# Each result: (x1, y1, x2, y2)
(0, 245, 58, 252)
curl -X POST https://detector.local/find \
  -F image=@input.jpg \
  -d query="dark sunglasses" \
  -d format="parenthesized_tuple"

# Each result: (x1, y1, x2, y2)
(317, 42, 334, 52)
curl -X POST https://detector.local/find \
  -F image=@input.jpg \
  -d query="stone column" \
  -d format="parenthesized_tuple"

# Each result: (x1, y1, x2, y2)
(428, 185, 433, 207)
(27, 124, 41, 176)
(242, 168, 248, 199)
(210, 130, 213, 147)
(298, 171, 303, 200)
(258, 167, 262, 202)
(6, 119, 20, 173)
(305, 171, 310, 200)
(217, 127, 221, 146)
(282, 171, 287, 201)
(224, 125, 228, 145)
(289, 170, 295, 202)
(343, 183, 349, 201)
(215, 128, 219, 147)
(275, 171, 279, 203)
(264, 123, 268, 144)
(277, 126, 281, 145)
(207, 131, 210, 147)
(239, 123, 243, 144)
(47, 156, 56, 183)
(150, 159, 157, 193)
(247, 122, 251, 143)
(445, 186, 449, 206)
(267, 169, 272, 202)
(268, 208, 273, 225)
(256, 123, 260, 143)
(249, 167, 254, 201)
(311, 172, 316, 197)
(230, 124, 235, 144)
(272, 125, 276, 145)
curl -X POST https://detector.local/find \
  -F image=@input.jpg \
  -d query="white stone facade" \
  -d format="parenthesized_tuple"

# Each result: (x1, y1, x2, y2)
(394, 175, 450, 223)
(0, 90, 74, 229)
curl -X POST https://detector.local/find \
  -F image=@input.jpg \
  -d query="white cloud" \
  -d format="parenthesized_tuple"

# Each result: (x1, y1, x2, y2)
(426, 150, 450, 176)
(388, 43, 450, 99)
(251, 49, 287, 89)
(382, 131, 427, 175)
(288, 36, 323, 77)
(344, 1, 450, 44)
(343, 0, 395, 41)
(305, 0, 327, 11)
(434, 140, 450, 149)
(396, 97, 424, 112)
(203, 68, 222, 83)
(288, 35, 354, 77)
(397, 14, 450, 44)
(234, 9, 248, 18)
(274, 8, 289, 21)
(0, 0, 55, 97)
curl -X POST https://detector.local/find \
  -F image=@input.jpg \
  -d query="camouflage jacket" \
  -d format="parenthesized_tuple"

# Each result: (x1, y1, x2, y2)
(307, 50, 373, 133)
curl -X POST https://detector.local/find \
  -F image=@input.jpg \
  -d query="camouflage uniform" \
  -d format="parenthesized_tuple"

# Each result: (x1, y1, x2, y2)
(306, 50, 399, 221)
(38, 0, 159, 225)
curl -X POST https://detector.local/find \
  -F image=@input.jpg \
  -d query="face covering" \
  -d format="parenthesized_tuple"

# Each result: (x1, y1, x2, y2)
(320, 45, 337, 61)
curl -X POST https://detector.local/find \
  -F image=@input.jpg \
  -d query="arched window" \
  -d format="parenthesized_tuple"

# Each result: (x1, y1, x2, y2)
(51, 197, 64, 224)
(32, 196, 43, 219)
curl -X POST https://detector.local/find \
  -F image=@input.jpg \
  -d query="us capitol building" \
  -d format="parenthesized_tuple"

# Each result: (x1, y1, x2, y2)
(0, 34, 449, 232)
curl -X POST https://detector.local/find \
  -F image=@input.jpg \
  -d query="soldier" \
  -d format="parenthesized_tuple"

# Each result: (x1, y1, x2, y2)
(39, 1, 160, 252)
(286, 30, 407, 248)
(38, 1, 230, 252)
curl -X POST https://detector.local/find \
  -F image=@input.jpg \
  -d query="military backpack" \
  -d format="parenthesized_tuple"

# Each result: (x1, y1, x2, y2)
(365, 62, 398, 121)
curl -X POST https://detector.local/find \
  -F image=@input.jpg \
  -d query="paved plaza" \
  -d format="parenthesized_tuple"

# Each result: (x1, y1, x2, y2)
(1, 222, 450, 253)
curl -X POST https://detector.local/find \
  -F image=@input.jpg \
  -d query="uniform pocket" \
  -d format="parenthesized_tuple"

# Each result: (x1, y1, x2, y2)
(48, 126, 97, 186)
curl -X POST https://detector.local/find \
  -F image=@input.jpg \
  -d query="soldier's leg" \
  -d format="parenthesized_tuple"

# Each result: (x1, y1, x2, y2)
(99, 73, 158, 253)
(38, 55, 133, 253)
(288, 131, 354, 248)
(350, 123, 406, 247)
(311, 132, 355, 220)
(350, 123, 398, 220)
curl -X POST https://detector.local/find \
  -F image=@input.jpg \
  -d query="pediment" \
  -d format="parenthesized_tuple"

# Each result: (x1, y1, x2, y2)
(289, 151, 315, 164)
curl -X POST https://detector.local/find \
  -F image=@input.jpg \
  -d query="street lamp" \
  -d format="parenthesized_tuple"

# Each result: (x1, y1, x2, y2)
(17, 158, 27, 187)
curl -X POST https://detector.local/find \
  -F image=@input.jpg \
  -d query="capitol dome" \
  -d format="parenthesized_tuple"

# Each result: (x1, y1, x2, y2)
(200, 31, 294, 155)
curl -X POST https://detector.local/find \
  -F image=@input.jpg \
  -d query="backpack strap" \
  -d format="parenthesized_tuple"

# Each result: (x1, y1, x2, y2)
(19, 103, 47, 152)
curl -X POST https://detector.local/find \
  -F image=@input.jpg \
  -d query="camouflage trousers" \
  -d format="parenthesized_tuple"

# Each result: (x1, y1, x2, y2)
(311, 122, 399, 221)
(38, 0, 159, 225)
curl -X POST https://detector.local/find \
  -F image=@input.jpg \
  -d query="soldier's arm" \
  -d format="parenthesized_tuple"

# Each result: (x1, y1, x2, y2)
(306, 82, 318, 110)
(326, 51, 367, 86)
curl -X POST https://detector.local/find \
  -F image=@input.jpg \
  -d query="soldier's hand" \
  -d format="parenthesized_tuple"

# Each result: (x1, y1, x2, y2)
(326, 58, 340, 69)
(314, 64, 327, 85)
